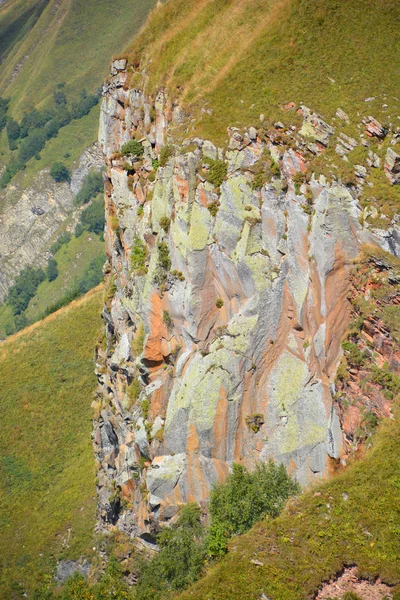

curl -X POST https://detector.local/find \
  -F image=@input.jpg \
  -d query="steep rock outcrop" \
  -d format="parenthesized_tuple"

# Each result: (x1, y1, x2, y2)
(94, 61, 398, 538)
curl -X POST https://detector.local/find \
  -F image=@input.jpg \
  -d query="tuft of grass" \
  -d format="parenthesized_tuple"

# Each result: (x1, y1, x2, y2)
(0, 289, 103, 598)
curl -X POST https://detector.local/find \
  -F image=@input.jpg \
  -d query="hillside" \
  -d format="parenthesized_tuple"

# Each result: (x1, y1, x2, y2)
(0, 288, 103, 599)
(0, 0, 156, 338)
(126, 0, 400, 141)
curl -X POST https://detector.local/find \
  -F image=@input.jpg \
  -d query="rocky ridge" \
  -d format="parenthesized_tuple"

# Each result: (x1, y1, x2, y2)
(93, 60, 400, 540)
(0, 144, 103, 301)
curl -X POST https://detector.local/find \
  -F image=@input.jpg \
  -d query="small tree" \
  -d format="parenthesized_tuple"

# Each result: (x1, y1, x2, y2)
(50, 162, 71, 183)
(135, 504, 205, 600)
(46, 258, 58, 282)
(206, 461, 300, 556)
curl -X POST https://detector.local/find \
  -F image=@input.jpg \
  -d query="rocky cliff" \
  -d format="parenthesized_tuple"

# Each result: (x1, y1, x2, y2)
(94, 60, 400, 540)
(0, 144, 103, 301)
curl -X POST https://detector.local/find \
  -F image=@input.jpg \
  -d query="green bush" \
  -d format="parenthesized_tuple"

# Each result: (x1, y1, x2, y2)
(203, 157, 227, 188)
(50, 232, 72, 255)
(0, 159, 26, 189)
(206, 461, 300, 556)
(135, 504, 205, 600)
(7, 267, 46, 315)
(131, 236, 147, 274)
(159, 145, 174, 167)
(121, 138, 144, 157)
(50, 162, 71, 183)
(6, 118, 20, 150)
(79, 198, 105, 236)
(158, 242, 171, 271)
(0, 97, 9, 132)
(18, 129, 46, 162)
(46, 258, 59, 282)
(75, 171, 103, 205)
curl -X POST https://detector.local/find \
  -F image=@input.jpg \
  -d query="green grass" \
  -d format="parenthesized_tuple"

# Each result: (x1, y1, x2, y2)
(26, 230, 105, 322)
(128, 0, 400, 142)
(0, 288, 103, 598)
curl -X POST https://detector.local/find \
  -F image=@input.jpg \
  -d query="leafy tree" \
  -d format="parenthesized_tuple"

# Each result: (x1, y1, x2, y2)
(77, 199, 105, 236)
(50, 162, 71, 183)
(44, 118, 60, 140)
(7, 267, 46, 315)
(19, 109, 52, 138)
(206, 461, 300, 556)
(75, 171, 103, 205)
(0, 97, 10, 132)
(6, 118, 20, 149)
(18, 129, 46, 162)
(46, 258, 58, 282)
(70, 94, 98, 120)
(135, 504, 206, 600)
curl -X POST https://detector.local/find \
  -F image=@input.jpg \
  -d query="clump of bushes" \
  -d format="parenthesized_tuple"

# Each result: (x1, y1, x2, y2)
(121, 138, 144, 157)
(74, 171, 103, 205)
(206, 461, 300, 557)
(75, 198, 105, 238)
(135, 504, 206, 600)
(7, 267, 46, 315)
(202, 157, 227, 188)
(50, 162, 71, 182)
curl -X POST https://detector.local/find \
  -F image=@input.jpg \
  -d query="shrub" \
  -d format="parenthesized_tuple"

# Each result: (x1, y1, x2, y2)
(6, 119, 20, 149)
(18, 129, 46, 162)
(131, 236, 147, 274)
(203, 157, 227, 188)
(50, 232, 72, 255)
(44, 118, 60, 140)
(46, 258, 59, 282)
(121, 138, 144, 157)
(163, 310, 173, 330)
(208, 200, 220, 217)
(74, 171, 103, 204)
(216, 297, 224, 308)
(0, 97, 9, 132)
(50, 162, 71, 183)
(79, 198, 105, 235)
(7, 267, 46, 315)
(206, 461, 300, 556)
(53, 89, 66, 106)
(160, 216, 171, 231)
(159, 145, 174, 167)
(135, 504, 205, 600)
(0, 159, 26, 189)
(70, 93, 98, 120)
(158, 242, 171, 271)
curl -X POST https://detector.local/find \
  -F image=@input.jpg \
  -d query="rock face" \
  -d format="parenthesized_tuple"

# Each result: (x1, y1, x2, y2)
(94, 63, 397, 540)
(0, 144, 103, 301)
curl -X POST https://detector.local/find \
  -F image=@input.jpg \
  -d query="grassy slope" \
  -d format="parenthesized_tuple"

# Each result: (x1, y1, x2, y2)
(0, 230, 104, 339)
(26, 231, 105, 322)
(0, 288, 103, 598)
(0, 0, 156, 174)
(128, 0, 400, 142)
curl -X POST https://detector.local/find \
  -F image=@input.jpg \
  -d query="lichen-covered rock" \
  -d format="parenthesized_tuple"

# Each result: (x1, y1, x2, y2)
(93, 64, 398, 540)
(385, 147, 400, 184)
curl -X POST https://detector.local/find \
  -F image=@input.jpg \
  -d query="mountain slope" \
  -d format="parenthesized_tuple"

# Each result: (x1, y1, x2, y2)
(127, 0, 400, 142)
(0, 288, 102, 598)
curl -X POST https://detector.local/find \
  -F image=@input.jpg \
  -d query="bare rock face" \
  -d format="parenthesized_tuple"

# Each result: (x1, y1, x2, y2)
(0, 144, 103, 301)
(93, 63, 397, 540)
